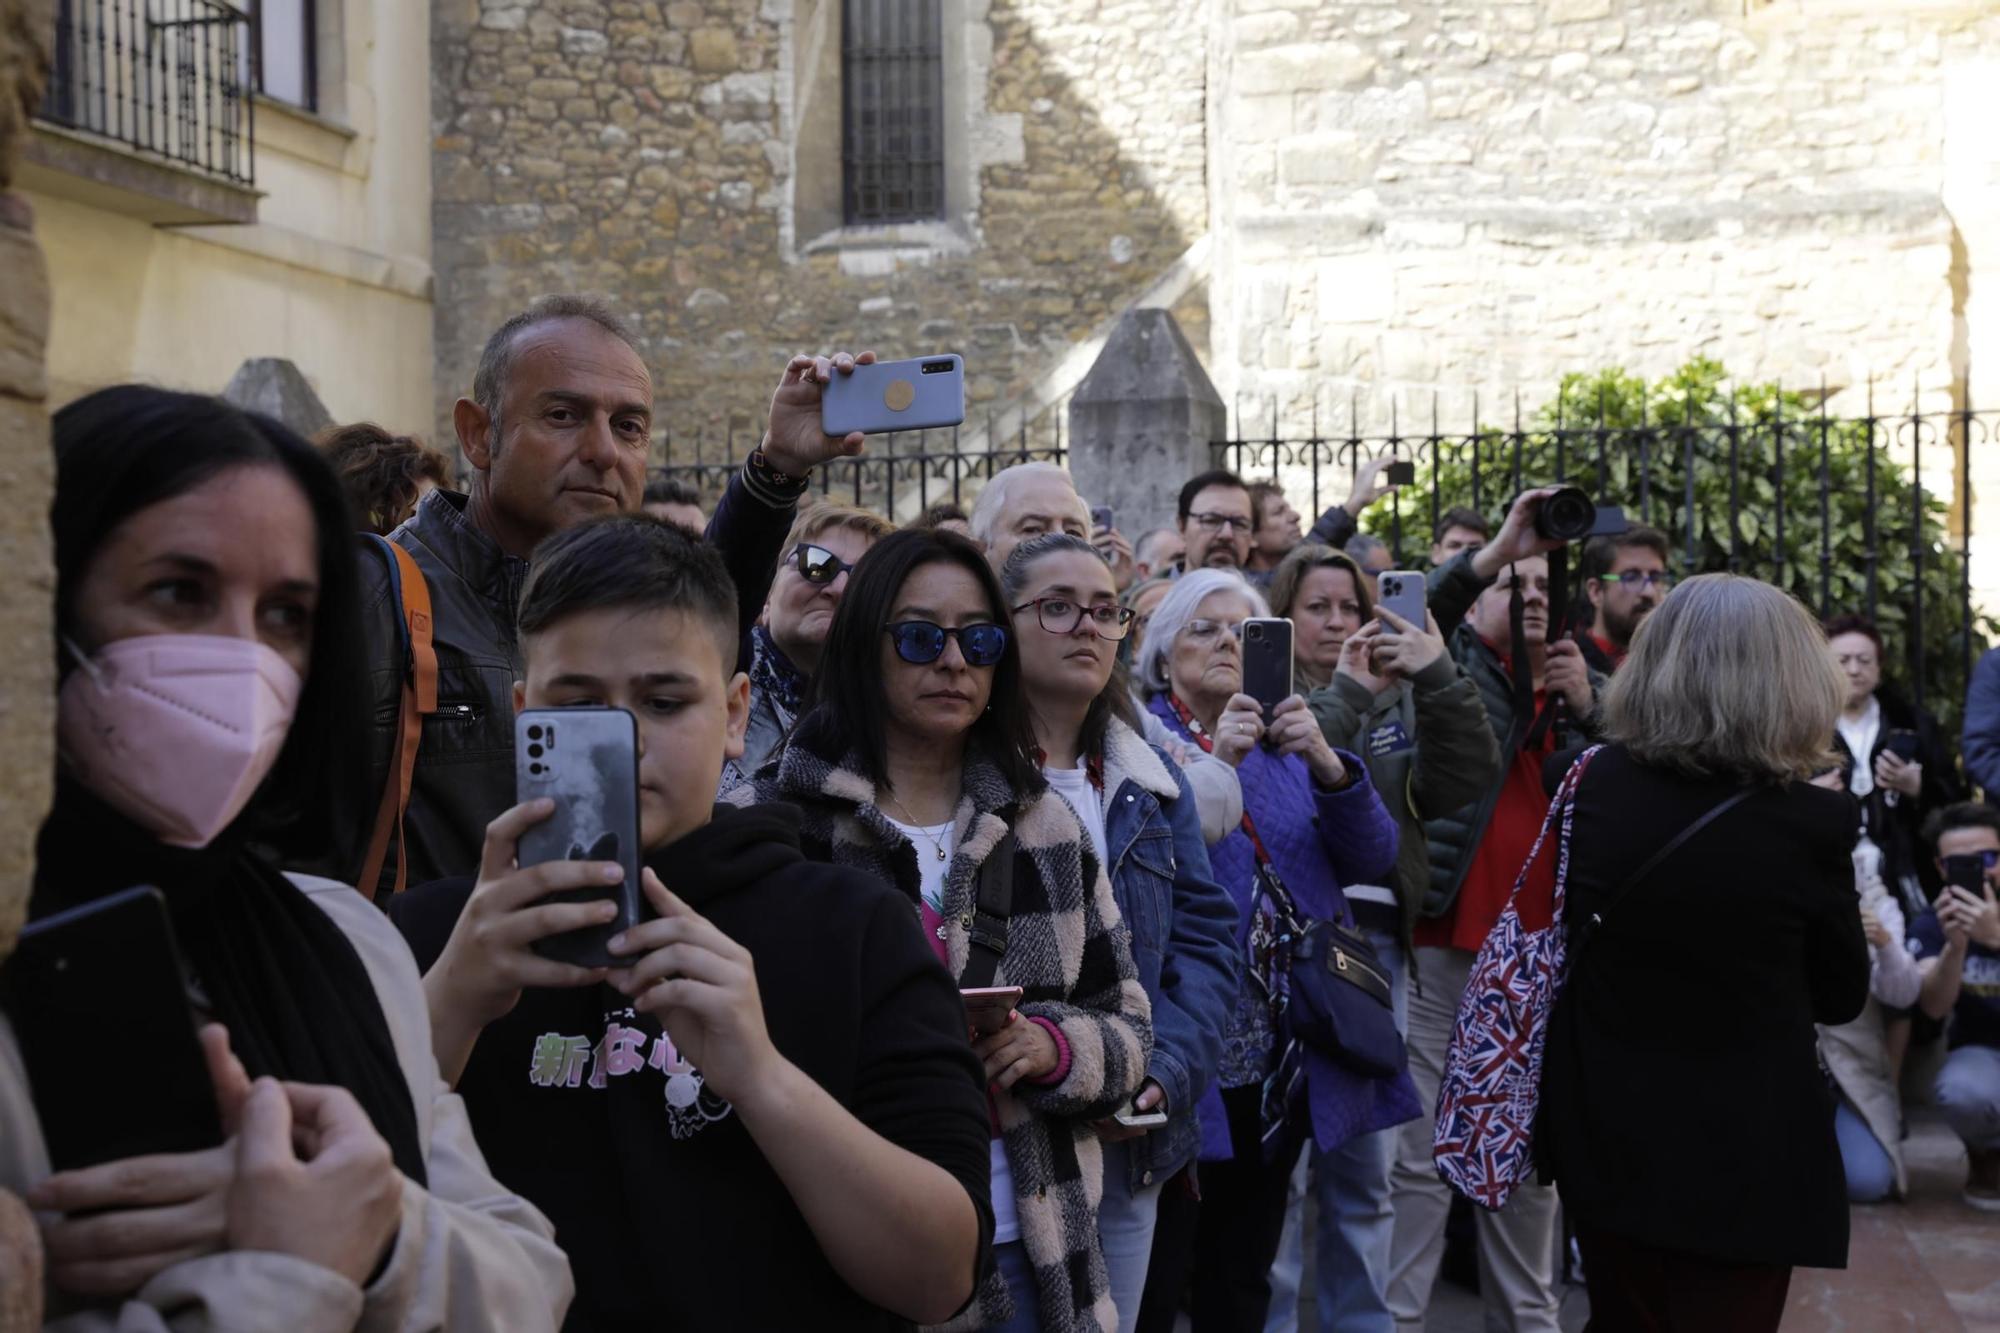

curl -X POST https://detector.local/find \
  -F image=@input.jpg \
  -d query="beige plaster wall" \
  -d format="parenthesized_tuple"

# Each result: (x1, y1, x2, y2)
(28, 0, 435, 433)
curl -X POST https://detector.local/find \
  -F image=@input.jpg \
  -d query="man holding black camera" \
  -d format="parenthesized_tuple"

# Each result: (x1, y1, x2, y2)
(1383, 487, 1608, 1333)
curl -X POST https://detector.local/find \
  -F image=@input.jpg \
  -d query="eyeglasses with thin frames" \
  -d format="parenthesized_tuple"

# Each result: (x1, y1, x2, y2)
(1012, 597, 1136, 641)
(1605, 570, 1673, 591)
(1180, 618, 1245, 645)
(1188, 512, 1254, 534)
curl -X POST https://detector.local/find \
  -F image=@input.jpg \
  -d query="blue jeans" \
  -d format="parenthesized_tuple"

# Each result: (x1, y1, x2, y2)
(1833, 1099, 1895, 1203)
(1099, 1138, 1167, 1333)
(1935, 1043, 2000, 1152)
(991, 1241, 1042, 1333)
(1267, 928, 1410, 1333)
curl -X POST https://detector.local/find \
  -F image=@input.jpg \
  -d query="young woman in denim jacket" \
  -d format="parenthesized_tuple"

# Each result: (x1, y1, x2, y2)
(1001, 536, 1240, 1333)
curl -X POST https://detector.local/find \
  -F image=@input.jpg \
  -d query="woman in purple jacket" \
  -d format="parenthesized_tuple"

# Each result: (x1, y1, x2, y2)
(1136, 569, 1419, 1333)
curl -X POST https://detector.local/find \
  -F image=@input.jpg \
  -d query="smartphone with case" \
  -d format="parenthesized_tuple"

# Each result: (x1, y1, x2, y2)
(516, 708, 646, 969)
(1091, 505, 1115, 534)
(1377, 570, 1427, 630)
(821, 354, 966, 436)
(1240, 617, 1295, 719)
(960, 985, 1025, 1037)
(1, 887, 224, 1171)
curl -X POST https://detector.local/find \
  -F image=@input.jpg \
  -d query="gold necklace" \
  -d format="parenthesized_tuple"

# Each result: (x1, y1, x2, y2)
(882, 790, 952, 862)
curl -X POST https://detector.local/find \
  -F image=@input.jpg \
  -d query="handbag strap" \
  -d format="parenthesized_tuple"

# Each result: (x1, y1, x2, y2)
(958, 831, 1016, 989)
(1577, 785, 1756, 945)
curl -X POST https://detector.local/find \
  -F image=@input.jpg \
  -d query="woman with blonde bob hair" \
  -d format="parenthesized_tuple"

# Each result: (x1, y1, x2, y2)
(1536, 573, 1869, 1332)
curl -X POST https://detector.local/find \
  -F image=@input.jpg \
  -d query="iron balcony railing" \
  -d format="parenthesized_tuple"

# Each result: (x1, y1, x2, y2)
(42, 0, 255, 187)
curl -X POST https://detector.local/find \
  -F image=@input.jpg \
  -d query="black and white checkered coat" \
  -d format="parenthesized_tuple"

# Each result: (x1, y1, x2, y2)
(732, 737, 1153, 1333)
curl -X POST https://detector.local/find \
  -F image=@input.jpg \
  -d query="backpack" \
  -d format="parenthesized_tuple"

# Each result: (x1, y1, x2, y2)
(358, 534, 437, 899)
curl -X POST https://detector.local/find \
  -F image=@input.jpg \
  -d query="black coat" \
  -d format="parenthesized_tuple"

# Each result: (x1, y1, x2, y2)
(1536, 745, 1869, 1269)
(1831, 689, 1963, 911)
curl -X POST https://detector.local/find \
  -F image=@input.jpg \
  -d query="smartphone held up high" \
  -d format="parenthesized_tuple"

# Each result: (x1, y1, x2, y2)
(821, 354, 966, 436)
(516, 707, 646, 969)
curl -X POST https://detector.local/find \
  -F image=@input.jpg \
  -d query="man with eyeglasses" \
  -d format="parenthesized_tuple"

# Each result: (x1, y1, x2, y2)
(726, 503, 896, 789)
(1178, 469, 1258, 573)
(1576, 526, 1672, 673)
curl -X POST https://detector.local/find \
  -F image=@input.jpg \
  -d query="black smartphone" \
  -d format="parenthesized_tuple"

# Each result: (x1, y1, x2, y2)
(1, 887, 223, 1171)
(1385, 460, 1416, 486)
(1882, 729, 1921, 762)
(516, 707, 646, 968)
(1942, 854, 1987, 895)
(1240, 617, 1295, 719)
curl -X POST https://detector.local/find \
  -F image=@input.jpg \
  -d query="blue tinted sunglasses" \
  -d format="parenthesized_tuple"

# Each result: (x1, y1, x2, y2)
(885, 621, 1009, 667)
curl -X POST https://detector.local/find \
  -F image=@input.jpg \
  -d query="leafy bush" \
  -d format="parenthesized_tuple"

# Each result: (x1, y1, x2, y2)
(1363, 358, 1993, 732)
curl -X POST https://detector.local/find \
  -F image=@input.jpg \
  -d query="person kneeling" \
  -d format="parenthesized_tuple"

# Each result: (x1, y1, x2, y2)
(391, 516, 993, 1329)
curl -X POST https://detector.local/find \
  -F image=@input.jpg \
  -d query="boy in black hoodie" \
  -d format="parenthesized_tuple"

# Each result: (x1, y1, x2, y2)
(390, 516, 993, 1331)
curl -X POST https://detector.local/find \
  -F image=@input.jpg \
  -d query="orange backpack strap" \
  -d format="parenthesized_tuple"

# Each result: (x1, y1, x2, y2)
(359, 539, 438, 900)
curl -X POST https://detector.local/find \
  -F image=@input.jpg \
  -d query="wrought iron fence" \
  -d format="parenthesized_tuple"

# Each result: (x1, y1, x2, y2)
(42, 0, 255, 186)
(1216, 395, 1997, 718)
(653, 406, 1070, 520)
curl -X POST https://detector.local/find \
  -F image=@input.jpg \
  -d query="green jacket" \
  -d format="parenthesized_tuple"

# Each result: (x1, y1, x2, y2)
(1307, 651, 1502, 950)
(1416, 553, 1607, 921)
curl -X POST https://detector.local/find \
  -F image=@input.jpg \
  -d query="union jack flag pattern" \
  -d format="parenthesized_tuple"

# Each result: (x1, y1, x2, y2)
(1432, 745, 1603, 1211)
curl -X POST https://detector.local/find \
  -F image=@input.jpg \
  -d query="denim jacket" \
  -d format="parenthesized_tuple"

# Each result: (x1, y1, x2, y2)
(1094, 719, 1241, 1190)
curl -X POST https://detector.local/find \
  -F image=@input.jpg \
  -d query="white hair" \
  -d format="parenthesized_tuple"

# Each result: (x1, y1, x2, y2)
(969, 462, 1090, 547)
(1134, 569, 1269, 697)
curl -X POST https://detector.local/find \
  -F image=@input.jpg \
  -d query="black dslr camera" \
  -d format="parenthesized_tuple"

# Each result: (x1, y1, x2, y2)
(1527, 486, 1627, 543)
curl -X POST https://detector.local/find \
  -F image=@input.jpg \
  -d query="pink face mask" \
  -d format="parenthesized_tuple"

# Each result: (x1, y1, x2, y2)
(58, 634, 303, 849)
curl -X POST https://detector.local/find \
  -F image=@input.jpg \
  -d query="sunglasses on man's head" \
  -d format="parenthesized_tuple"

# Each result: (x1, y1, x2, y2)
(793, 542, 858, 586)
(885, 621, 1009, 667)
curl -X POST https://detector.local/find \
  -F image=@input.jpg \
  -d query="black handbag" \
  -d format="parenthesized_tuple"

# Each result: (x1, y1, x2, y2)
(1245, 822, 1406, 1081)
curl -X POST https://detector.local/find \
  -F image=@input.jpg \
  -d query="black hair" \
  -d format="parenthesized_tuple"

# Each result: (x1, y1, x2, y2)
(473, 294, 639, 430)
(1434, 505, 1492, 545)
(796, 527, 1040, 796)
(912, 500, 971, 530)
(1177, 469, 1250, 525)
(641, 476, 704, 508)
(998, 533, 1142, 763)
(1822, 613, 1886, 661)
(517, 514, 738, 666)
(1924, 801, 2000, 850)
(51, 386, 368, 857)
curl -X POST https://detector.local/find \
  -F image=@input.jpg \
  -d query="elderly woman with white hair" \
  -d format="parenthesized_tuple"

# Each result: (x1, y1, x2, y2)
(1131, 570, 1418, 1333)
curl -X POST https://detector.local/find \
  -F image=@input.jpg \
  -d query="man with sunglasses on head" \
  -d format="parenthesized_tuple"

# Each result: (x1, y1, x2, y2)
(1575, 526, 1671, 673)
(726, 503, 895, 788)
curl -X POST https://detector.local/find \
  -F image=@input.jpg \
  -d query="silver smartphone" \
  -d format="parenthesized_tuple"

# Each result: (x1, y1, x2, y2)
(1240, 617, 1295, 717)
(1377, 569, 1427, 630)
(821, 354, 967, 436)
(515, 707, 646, 969)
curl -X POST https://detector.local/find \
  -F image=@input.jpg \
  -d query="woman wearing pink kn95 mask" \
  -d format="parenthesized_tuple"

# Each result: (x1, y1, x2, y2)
(0, 387, 573, 1331)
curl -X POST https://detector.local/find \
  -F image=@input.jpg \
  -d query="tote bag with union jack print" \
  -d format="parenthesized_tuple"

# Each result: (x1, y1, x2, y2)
(1432, 744, 1602, 1211)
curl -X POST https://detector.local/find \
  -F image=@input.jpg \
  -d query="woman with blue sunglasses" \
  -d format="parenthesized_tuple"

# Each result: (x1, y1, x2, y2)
(742, 527, 1153, 1333)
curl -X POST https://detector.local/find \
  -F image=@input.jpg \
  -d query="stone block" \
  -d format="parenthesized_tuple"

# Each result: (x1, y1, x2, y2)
(221, 358, 333, 437)
(1548, 0, 1612, 22)
(691, 27, 740, 73)
(1235, 42, 1376, 95)
(1279, 131, 1377, 185)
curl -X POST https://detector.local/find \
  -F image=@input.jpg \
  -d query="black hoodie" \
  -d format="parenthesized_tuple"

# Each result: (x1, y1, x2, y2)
(391, 802, 995, 1331)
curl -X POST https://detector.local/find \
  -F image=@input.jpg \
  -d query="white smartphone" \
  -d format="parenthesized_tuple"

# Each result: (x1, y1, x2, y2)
(821, 354, 967, 436)
(1112, 1099, 1169, 1130)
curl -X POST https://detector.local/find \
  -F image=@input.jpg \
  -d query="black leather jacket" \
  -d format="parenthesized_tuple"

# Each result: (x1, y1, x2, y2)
(286, 472, 795, 898)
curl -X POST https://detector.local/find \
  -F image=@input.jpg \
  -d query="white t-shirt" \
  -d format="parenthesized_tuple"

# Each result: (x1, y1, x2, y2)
(886, 816, 955, 917)
(1042, 759, 1109, 872)
(1838, 697, 1881, 799)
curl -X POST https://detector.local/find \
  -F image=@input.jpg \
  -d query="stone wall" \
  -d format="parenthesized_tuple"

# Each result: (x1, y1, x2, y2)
(431, 0, 1209, 460)
(0, 0, 53, 970)
(1208, 0, 2000, 439)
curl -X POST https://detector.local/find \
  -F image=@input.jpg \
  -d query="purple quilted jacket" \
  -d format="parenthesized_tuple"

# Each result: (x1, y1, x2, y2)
(1148, 694, 1423, 1158)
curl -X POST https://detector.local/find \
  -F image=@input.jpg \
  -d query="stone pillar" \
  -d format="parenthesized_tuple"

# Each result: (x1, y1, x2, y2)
(1067, 308, 1226, 539)
(0, 1, 54, 1327)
